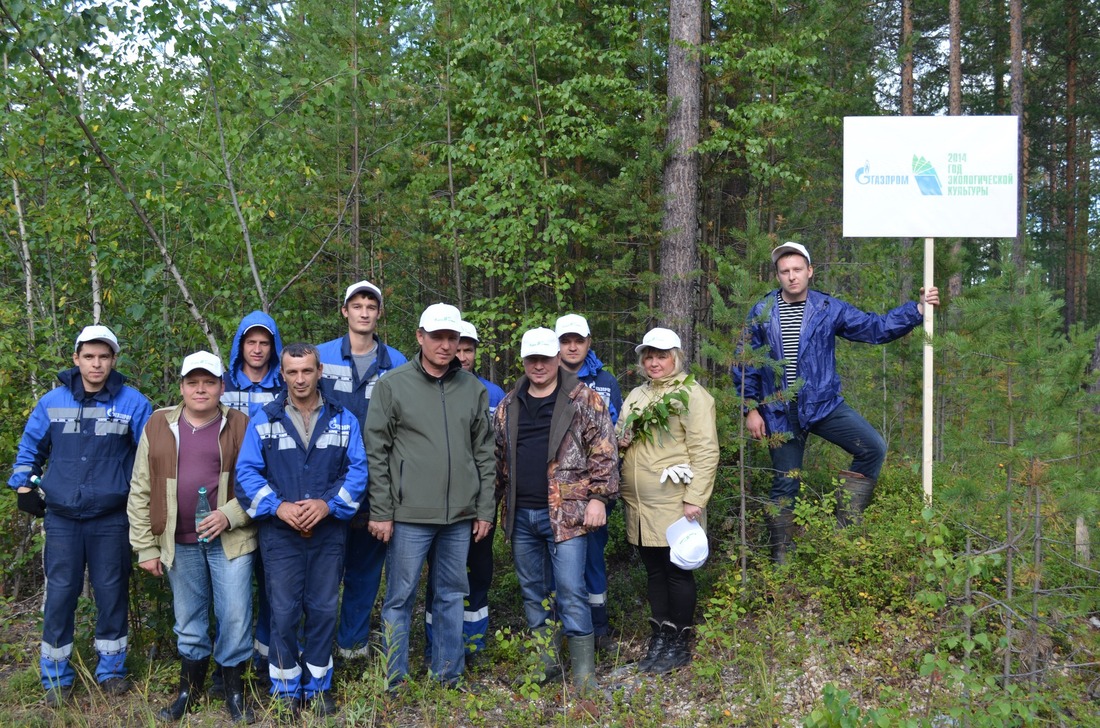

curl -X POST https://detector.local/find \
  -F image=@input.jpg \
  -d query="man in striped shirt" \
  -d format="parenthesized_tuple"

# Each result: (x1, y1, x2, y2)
(733, 243, 938, 563)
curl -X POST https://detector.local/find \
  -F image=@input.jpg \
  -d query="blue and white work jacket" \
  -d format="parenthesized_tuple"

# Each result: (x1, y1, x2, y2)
(234, 392, 368, 525)
(8, 368, 152, 520)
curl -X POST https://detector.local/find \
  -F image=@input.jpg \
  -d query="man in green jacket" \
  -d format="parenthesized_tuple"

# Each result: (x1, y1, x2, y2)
(365, 303, 496, 691)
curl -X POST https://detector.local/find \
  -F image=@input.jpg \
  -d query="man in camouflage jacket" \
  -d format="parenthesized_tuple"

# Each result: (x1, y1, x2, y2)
(493, 327, 618, 694)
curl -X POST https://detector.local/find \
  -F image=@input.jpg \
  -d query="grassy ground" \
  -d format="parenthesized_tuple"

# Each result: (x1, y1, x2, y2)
(0, 466, 1096, 726)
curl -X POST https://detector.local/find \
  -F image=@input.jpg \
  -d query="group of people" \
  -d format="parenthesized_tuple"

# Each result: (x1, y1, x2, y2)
(8, 242, 938, 721)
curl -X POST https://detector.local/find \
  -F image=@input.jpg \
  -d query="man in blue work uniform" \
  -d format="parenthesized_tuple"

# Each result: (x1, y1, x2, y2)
(219, 310, 284, 684)
(316, 280, 406, 660)
(9, 325, 152, 707)
(556, 313, 623, 652)
(221, 310, 284, 416)
(235, 342, 368, 718)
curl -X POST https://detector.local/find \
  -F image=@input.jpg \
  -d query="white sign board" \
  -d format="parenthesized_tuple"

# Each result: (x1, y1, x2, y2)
(843, 116, 1018, 238)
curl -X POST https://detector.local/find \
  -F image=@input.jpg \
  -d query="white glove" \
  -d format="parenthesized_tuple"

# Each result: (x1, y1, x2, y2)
(660, 463, 694, 485)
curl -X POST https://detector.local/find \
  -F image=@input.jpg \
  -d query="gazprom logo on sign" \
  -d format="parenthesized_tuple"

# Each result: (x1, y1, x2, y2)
(854, 156, 943, 197)
(854, 161, 909, 187)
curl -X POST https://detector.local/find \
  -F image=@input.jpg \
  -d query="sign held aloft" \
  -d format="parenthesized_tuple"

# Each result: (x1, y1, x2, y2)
(843, 116, 1018, 238)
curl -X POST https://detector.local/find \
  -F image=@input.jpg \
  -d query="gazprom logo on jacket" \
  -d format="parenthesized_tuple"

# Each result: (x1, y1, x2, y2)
(105, 408, 133, 425)
(317, 422, 352, 449)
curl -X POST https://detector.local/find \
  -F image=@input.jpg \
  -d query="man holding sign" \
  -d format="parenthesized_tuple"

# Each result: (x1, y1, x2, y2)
(733, 242, 938, 564)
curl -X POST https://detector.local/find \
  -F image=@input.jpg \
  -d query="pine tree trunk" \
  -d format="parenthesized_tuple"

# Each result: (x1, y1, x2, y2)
(1064, 0, 1079, 330)
(1010, 0, 1026, 271)
(948, 0, 963, 299)
(899, 0, 914, 304)
(659, 0, 701, 349)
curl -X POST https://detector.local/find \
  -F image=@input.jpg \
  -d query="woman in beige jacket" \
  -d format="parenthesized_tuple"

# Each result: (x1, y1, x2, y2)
(618, 328, 719, 674)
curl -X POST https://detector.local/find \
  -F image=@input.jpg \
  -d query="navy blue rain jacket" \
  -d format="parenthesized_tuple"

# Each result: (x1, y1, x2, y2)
(732, 289, 923, 436)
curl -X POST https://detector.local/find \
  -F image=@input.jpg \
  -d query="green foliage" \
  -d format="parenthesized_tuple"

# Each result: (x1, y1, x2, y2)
(804, 684, 913, 728)
(619, 374, 694, 451)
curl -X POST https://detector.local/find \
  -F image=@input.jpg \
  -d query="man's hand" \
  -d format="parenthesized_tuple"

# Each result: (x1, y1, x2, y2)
(919, 286, 940, 315)
(683, 503, 703, 522)
(472, 520, 493, 542)
(196, 510, 230, 542)
(368, 520, 394, 543)
(583, 500, 607, 529)
(138, 557, 163, 577)
(16, 489, 46, 518)
(745, 409, 766, 440)
(276, 501, 304, 531)
(296, 499, 330, 531)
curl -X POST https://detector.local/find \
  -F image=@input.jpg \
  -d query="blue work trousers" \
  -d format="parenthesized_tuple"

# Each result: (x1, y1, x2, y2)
(40, 510, 130, 689)
(260, 520, 346, 700)
(335, 526, 387, 655)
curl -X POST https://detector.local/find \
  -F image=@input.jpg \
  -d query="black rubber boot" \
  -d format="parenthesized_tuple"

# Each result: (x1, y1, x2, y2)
(157, 656, 208, 721)
(648, 623, 692, 674)
(836, 470, 875, 528)
(221, 662, 255, 724)
(207, 666, 225, 699)
(767, 511, 796, 564)
(637, 618, 667, 672)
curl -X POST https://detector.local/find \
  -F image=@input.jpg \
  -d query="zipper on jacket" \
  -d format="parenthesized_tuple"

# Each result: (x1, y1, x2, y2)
(439, 378, 452, 518)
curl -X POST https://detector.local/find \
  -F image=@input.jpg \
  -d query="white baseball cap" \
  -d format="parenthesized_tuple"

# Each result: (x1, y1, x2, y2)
(520, 327, 560, 358)
(457, 320, 479, 342)
(666, 516, 709, 570)
(343, 280, 384, 306)
(74, 325, 120, 354)
(634, 327, 682, 353)
(771, 242, 811, 265)
(554, 314, 590, 339)
(418, 303, 462, 333)
(180, 350, 224, 378)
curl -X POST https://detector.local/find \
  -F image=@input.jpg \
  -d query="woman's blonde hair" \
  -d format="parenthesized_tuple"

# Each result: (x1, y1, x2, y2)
(637, 346, 685, 378)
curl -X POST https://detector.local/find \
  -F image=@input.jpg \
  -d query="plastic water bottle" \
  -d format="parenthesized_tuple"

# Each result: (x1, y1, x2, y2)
(195, 487, 212, 543)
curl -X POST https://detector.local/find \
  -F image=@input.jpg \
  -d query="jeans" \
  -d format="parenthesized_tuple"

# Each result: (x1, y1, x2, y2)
(424, 524, 494, 654)
(511, 508, 591, 638)
(41, 510, 130, 689)
(769, 401, 886, 507)
(167, 540, 253, 667)
(381, 521, 471, 686)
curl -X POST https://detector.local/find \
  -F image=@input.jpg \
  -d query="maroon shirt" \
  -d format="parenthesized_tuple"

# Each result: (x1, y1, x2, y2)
(175, 417, 222, 544)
